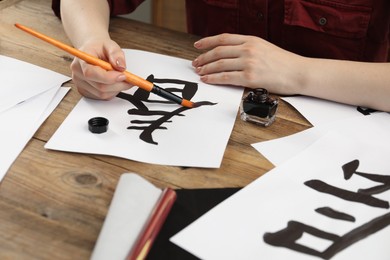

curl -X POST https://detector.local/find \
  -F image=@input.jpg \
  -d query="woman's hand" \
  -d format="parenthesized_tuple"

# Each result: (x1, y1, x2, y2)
(70, 37, 132, 100)
(193, 33, 305, 95)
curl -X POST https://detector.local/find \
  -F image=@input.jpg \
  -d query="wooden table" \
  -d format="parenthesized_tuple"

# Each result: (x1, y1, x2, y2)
(0, 0, 311, 259)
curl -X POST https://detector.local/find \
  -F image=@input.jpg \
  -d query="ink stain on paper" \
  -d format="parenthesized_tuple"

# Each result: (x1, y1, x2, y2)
(117, 75, 216, 145)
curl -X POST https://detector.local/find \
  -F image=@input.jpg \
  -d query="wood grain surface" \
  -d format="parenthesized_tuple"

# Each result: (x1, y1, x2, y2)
(0, 0, 311, 259)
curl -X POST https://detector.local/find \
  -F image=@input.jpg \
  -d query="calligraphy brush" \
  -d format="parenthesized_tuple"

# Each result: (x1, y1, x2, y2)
(15, 23, 195, 108)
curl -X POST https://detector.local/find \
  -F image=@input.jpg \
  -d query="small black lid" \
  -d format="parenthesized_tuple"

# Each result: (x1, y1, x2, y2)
(88, 117, 109, 134)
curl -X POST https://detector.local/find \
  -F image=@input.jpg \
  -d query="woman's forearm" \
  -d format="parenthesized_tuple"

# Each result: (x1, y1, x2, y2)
(60, 0, 111, 48)
(299, 58, 390, 112)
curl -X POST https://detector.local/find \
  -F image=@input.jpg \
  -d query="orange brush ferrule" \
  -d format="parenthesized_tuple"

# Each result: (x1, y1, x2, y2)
(15, 23, 196, 105)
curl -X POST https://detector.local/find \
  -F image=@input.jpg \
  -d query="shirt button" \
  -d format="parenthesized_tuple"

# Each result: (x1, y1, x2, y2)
(319, 17, 327, 26)
(257, 12, 264, 21)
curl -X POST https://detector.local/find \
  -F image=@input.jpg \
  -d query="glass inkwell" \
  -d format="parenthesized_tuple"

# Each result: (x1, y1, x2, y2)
(240, 88, 278, 127)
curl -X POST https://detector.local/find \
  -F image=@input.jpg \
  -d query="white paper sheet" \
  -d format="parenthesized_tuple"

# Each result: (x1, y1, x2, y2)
(45, 49, 243, 168)
(0, 87, 70, 181)
(0, 55, 69, 114)
(171, 116, 390, 260)
(282, 96, 367, 127)
(252, 112, 388, 166)
(91, 173, 162, 260)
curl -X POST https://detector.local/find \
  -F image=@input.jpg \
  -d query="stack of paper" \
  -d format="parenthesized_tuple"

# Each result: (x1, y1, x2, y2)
(0, 55, 70, 181)
(253, 96, 381, 166)
(171, 98, 390, 259)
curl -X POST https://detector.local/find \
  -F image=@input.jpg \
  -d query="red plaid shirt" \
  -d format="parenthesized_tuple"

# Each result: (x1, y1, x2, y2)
(52, 0, 390, 61)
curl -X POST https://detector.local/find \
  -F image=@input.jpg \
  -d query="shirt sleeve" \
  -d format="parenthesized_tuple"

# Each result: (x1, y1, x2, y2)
(51, 0, 145, 19)
(51, 0, 61, 19)
(106, 0, 145, 16)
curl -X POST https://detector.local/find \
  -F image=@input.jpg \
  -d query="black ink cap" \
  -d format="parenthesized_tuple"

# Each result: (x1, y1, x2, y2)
(88, 117, 109, 134)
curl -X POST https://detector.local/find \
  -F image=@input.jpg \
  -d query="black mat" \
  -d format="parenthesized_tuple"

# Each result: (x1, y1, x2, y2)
(147, 187, 240, 259)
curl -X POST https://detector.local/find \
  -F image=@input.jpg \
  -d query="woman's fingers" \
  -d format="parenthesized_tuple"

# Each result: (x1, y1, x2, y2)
(194, 33, 246, 50)
(71, 57, 132, 99)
